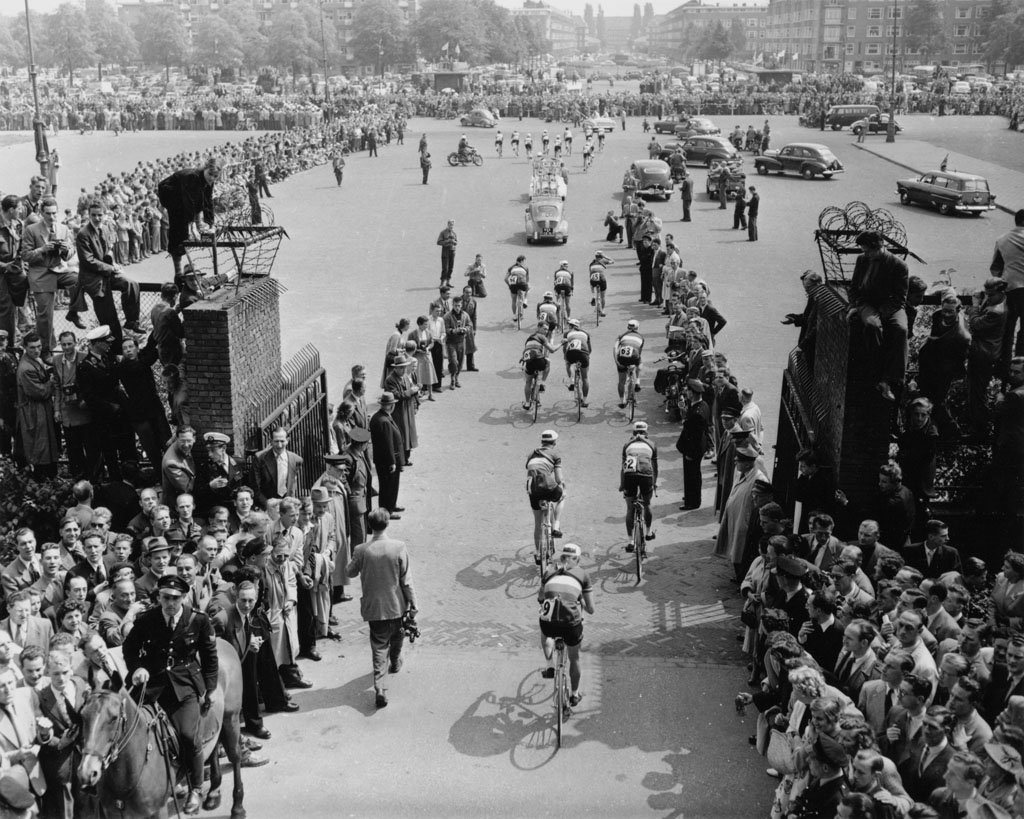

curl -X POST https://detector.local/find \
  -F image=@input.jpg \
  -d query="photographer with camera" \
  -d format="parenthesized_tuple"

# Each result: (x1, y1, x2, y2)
(346, 508, 418, 709)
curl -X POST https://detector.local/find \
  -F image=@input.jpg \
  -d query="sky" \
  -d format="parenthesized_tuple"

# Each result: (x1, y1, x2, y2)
(19, 0, 689, 20)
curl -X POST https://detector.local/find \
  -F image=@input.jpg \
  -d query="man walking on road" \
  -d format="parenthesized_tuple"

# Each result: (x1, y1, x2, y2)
(747, 186, 760, 242)
(437, 220, 457, 287)
(346, 509, 418, 709)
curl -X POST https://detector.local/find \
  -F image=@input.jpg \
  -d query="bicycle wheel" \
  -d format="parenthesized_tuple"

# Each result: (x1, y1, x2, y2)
(516, 294, 523, 330)
(554, 644, 565, 748)
(634, 506, 645, 582)
(574, 367, 583, 422)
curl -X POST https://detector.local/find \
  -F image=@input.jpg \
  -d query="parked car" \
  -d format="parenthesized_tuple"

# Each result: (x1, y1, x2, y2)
(460, 108, 497, 128)
(950, 81, 971, 95)
(676, 135, 740, 167)
(851, 113, 903, 136)
(754, 143, 844, 179)
(896, 170, 996, 216)
(624, 160, 674, 200)
(672, 117, 721, 138)
(653, 115, 689, 134)
(583, 115, 616, 133)
(525, 194, 569, 243)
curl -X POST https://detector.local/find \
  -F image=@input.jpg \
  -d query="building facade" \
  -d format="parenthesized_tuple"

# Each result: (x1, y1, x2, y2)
(651, 0, 769, 60)
(510, 2, 587, 58)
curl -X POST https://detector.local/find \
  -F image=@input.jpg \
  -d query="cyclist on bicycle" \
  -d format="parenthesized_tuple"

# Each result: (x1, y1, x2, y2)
(620, 421, 658, 550)
(614, 319, 645, 408)
(562, 318, 591, 407)
(597, 129, 606, 151)
(588, 251, 613, 317)
(522, 322, 559, 410)
(537, 292, 559, 339)
(541, 129, 550, 154)
(582, 138, 593, 171)
(563, 127, 573, 155)
(526, 430, 566, 559)
(511, 130, 520, 156)
(505, 255, 530, 320)
(553, 134, 562, 158)
(524, 133, 533, 158)
(552, 261, 574, 319)
(538, 542, 594, 707)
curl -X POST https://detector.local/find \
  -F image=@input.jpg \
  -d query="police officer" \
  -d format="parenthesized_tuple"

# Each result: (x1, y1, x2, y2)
(123, 574, 218, 815)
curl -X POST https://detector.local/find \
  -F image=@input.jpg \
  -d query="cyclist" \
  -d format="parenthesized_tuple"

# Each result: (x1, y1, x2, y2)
(526, 429, 566, 558)
(563, 127, 573, 155)
(552, 261, 574, 319)
(537, 542, 594, 708)
(581, 137, 593, 171)
(553, 134, 562, 158)
(541, 129, 550, 154)
(597, 128, 606, 152)
(524, 133, 533, 158)
(511, 130, 520, 156)
(505, 255, 530, 321)
(522, 321, 559, 410)
(494, 129, 503, 157)
(588, 251, 613, 317)
(614, 319, 645, 408)
(562, 318, 591, 407)
(537, 292, 559, 339)
(620, 421, 658, 549)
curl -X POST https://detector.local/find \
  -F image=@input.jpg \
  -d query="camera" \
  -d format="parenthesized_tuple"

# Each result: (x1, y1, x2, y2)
(400, 612, 420, 644)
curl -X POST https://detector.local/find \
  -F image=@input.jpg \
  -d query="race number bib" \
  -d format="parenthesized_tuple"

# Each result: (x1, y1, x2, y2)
(539, 599, 555, 622)
(567, 339, 583, 352)
(508, 273, 519, 285)
(618, 345, 637, 359)
(590, 272, 602, 285)
(623, 455, 639, 473)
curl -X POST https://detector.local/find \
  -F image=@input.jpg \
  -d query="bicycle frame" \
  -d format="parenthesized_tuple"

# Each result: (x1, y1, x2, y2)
(554, 637, 571, 747)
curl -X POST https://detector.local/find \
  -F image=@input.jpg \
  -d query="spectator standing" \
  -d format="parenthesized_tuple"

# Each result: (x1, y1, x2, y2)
(369, 392, 405, 518)
(254, 428, 304, 508)
(990, 208, 1024, 381)
(52, 331, 95, 479)
(161, 426, 197, 507)
(436, 220, 457, 287)
(965, 278, 1008, 436)
(117, 335, 172, 468)
(15, 332, 59, 478)
(991, 356, 1024, 542)
(746, 186, 759, 242)
(149, 283, 185, 367)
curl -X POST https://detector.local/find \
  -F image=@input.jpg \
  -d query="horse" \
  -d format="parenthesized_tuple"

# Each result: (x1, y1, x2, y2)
(77, 640, 246, 819)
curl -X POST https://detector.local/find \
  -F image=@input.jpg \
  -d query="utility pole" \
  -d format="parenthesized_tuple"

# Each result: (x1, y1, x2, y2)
(318, 0, 329, 87)
(24, 0, 50, 181)
(886, 0, 899, 142)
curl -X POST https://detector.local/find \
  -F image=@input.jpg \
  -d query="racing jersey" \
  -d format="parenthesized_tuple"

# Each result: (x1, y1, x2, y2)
(615, 332, 644, 361)
(506, 264, 529, 287)
(511, 131, 520, 143)
(563, 328, 591, 356)
(563, 129, 572, 141)
(588, 261, 607, 285)
(553, 268, 573, 290)
(621, 436, 658, 478)
(582, 140, 593, 155)
(539, 567, 592, 627)
(523, 333, 550, 360)
(542, 131, 549, 142)
(537, 302, 558, 325)
(526, 445, 560, 495)
(495, 131, 503, 143)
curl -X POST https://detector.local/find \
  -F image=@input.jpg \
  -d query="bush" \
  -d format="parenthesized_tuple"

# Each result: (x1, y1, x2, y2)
(0, 457, 73, 564)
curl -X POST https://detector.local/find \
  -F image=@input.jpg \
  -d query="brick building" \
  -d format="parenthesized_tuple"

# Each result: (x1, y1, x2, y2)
(510, 2, 587, 58)
(650, 0, 769, 61)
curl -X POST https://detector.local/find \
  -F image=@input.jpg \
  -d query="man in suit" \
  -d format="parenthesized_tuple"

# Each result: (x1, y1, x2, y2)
(157, 157, 220, 279)
(1, 590, 54, 651)
(834, 618, 879, 702)
(859, 650, 914, 743)
(1, 529, 43, 600)
(75, 198, 141, 344)
(676, 380, 710, 511)
(369, 392, 405, 518)
(123, 574, 218, 814)
(197, 432, 244, 514)
(904, 520, 963, 579)
(881, 672, 930, 769)
(983, 634, 1024, 723)
(949, 678, 993, 755)
(336, 428, 373, 548)
(37, 650, 89, 819)
(67, 528, 109, 591)
(161, 425, 196, 507)
(798, 587, 844, 673)
(96, 579, 145, 648)
(902, 705, 956, 802)
(0, 665, 45, 799)
(801, 513, 845, 571)
(76, 325, 136, 481)
(345, 509, 417, 709)
(149, 282, 185, 367)
(19, 197, 80, 358)
(254, 428, 303, 509)
(211, 576, 270, 739)
(923, 581, 963, 644)
(342, 365, 370, 433)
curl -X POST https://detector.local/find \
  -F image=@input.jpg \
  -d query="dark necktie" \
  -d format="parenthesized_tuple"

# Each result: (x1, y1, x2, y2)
(885, 688, 895, 716)
(836, 652, 854, 685)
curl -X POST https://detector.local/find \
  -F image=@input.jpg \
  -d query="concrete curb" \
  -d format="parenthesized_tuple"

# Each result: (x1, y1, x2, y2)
(851, 142, 1015, 216)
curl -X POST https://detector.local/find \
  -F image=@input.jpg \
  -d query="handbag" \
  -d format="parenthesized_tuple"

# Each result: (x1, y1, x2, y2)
(765, 728, 796, 775)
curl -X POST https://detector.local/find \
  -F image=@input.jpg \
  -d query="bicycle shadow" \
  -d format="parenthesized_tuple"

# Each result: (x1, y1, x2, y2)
(454, 547, 541, 600)
(447, 675, 561, 771)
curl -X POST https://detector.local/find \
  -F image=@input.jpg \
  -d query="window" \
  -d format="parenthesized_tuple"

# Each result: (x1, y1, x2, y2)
(865, 43, 881, 54)
(954, 24, 968, 36)
(747, 18, 758, 26)
(887, 6, 902, 18)
(825, 7, 841, 22)
(955, 7, 970, 17)
(868, 7, 882, 19)
(847, 6, 856, 18)
(867, 25, 881, 36)
(824, 25, 841, 40)
(953, 43, 968, 53)
(977, 7, 991, 18)
(886, 25, 902, 36)
(847, 24, 856, 36)
(823, 45, 838, 59)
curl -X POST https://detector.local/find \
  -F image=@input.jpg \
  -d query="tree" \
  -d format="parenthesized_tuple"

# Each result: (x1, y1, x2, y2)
(0, 24, 25, 69)
(642, 2, 655, 32)
(415, 0, 489, 65)
(983, 3, 1024, 69)
(729, 18, 748, 56)
(698, 21, 732, 63)
(596, 5, 606, 47)
(298, 2, 338, 76)
(86, 0, 138, 79)
(135, 7, 189, 81)
(903, 0, 947, 62)
(265, 9, 319, 81)
(630, 3, 642, 42)
(219, 3, 266, 74)
(41, 5, 97, 84)
(192, 15, 244, 75)
(584, 4, 595, 37)
(350, 0, 408, 69)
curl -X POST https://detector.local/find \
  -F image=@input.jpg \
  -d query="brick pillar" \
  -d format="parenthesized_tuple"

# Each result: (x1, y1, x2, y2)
(183, 279, 283, 453)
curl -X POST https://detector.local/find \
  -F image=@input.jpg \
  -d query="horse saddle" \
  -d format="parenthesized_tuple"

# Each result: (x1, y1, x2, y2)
(145, 697, 224, 776)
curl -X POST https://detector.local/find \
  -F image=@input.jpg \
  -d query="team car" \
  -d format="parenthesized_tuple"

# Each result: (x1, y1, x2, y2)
(583, 115, 616, 133)
(851, 113, 903, 136)
(525, 195, 569, 243)
(623, 160, 674, 200)
(460, 108, 497, 128)
(754, 143, 844, 180)
(896, 170, 996, 216)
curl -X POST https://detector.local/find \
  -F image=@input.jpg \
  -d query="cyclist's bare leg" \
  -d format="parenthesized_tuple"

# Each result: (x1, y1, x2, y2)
(551, 497, 565, 532)
(567, 642, 582, 695)
(643, 497, 653, 529)
(524, 373, 535, 405)
(625, 494, 636, 535)
(580, 368, 590, 398)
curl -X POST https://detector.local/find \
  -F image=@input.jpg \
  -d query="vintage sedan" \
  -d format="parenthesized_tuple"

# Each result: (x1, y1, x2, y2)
(896, 170, 996, 216)
(525, 194, 569, 243)
(583, 115, 616, 133)
(851, 113, 903, 136)
(754, 143, 844, 179)
(677, 135, 740, 167)
(653, 114, 689, 134)
(460, 108, 497, 128)
(672, 117, 720, 138)
(624, 159, 674, 200)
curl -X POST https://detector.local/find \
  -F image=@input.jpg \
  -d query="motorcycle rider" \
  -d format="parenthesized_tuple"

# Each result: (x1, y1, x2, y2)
(458, 134, 472, 162)
(668, 147, 687, 182)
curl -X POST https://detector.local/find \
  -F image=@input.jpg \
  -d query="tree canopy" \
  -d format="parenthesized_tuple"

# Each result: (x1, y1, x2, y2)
(42, 4, 97, 84)
(134, 6, 189, 78)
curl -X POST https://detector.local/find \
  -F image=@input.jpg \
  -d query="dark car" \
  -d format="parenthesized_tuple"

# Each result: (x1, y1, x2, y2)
(754, 143, 844, 180)
(673, 136, 740, 167)
(896, 170, 996, 216)
(851, 113, 903, 136)
(623, 160, 674, 200)
(672, 117, 720, 138)
(460, 108, 497, 128)
(653, 115, 689, 134)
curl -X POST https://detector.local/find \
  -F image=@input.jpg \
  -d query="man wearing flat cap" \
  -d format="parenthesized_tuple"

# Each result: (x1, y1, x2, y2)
(369, 392, 405, 519)
(676, 378, 711, 511)
(123, 573, 218, 815)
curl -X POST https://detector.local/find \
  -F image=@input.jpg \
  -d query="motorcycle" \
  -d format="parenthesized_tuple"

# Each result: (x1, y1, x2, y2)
(447, 148, 484, 167)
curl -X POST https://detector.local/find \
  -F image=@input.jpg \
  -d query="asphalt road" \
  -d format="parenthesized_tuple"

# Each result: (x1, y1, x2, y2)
(0, 113, 1019, 818)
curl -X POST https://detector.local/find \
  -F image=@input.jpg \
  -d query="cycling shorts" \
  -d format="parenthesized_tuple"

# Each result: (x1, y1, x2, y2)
(529, 485, 564, 510)
(554, 283, 573, 296)
(539, 620, 583, 647)
(622, 473, 654, 501)
(524, 357, 549, 376)
(616, 354, 641, 372)
(565, 349, 590, 368)
(591, 281, 607, 293)
(509, 281, 529, 293)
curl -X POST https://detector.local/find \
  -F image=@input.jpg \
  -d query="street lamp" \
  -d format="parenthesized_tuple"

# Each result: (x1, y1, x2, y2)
(886, 0, 898, 142)
(23, 0, 50, 180)
(379, 38, 385, 80)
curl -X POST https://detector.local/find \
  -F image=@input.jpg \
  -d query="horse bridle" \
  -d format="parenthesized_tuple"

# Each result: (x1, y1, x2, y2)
(81, 683, 147, 772)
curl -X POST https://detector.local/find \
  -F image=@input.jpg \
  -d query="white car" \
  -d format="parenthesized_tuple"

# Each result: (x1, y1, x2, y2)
(951, 81, 971, 95)
(583, 115, 616, 133)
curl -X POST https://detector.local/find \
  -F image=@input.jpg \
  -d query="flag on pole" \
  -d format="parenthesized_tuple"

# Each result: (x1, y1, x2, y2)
(754, 52, 764, 65)
(777, 50, 786, 60)
(455, 43, 461, 57)
(791, 52, 799, 60)
(939, 153, 948, 171)
(442, 41, 449, 55)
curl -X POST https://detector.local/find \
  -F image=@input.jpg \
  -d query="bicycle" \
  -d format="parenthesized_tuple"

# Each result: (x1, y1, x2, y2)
(496, 140, 503, 158)
(553, 636, 572, 747)
(571, 362, 584, 422)
(631, 494, 649, 582)
(526, 370, 542, 422)
(537, 499, 556, 580)
(624, 364, 639, 421)
(515, 289, 525, 330)
(555, 293, 568, 335)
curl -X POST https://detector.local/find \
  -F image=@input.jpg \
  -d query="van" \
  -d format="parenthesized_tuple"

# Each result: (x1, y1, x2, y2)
(825, 104, 881, 130)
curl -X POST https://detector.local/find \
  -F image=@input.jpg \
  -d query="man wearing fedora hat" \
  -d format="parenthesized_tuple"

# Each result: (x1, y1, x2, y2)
(382, 351, 419, 465)
(369, 392, 405, 519)
(715, 442, 768, 582)
(677, 378, 711, 511)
